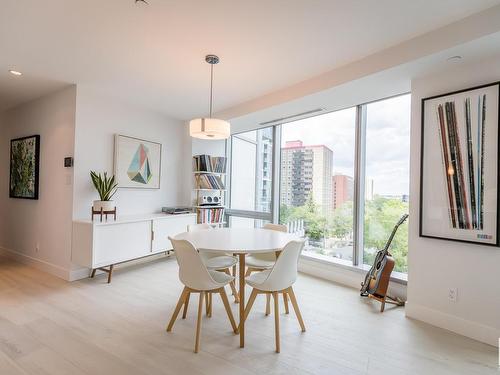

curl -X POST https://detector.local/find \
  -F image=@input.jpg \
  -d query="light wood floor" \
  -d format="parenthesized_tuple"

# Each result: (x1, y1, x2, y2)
(0, 255, 497, 375)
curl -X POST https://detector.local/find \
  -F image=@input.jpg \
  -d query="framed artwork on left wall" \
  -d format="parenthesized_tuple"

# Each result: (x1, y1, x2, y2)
(114, 134, 162, 189)
(9, 134, 40, 200)
(420, 81, 500, 246)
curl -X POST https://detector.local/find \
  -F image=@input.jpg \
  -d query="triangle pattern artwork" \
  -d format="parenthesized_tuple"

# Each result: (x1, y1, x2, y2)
(127, 143, 153, 184)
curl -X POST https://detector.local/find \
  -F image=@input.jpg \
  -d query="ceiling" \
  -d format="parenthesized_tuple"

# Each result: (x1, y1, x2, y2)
(1, 0, 500, 119)
(230, 31, 500, 132)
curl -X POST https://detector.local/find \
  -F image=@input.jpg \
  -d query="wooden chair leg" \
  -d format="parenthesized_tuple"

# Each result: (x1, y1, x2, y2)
(182, 291, 191, 319)
(195, 292, 204, 353)
(229, 281, 239, 303)
(265, 293, 271, 316)
(273, 292, 280, 353)
(283, 292, 289, 314)
(380, 297, 386, 313)
(237, 288, 258, 333)
(287, 287, 306, 332)
(219, 287, 237, 333)
(245, 268, 252, 277)
(167, 287, 188, 332)
(205, 291, 209, 316)
(209, 292, 213, 317)
(205, 292, 212, 318)
(224, 269, 240, 303)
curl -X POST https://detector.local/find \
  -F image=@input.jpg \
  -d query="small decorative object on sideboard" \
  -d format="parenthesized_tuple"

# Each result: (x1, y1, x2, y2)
(162, 207, 193, 215)
(90, 171, 118, 222)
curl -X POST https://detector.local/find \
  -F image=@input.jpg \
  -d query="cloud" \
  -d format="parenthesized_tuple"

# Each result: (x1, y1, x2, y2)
(281, 94, 410, 195)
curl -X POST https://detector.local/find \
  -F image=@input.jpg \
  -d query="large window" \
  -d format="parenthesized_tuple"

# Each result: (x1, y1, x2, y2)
(363, 95, 410, 273)
(279, 108, 356, 261)
(228, 94, 411, 274)
(228, 127, 274, 226)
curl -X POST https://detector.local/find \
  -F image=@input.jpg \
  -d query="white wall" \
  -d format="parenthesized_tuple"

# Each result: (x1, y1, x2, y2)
(0, 86, 77, 278)
(192, 138, 225, 157)
(407, 54, 500, 347)
(0, 85, 192, 281)
(73, 87, 191, 219)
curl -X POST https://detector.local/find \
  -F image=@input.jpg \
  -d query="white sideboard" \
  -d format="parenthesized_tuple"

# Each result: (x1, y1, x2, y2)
(72, 213, 196, 281)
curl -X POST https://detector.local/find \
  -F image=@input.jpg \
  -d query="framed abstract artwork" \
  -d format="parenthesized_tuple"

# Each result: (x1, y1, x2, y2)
(420, 81, 500, 246)
(9, 135, 41, 200)
(114, 134, 162, 189)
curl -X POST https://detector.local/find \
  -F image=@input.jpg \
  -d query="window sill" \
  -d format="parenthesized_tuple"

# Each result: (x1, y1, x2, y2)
(299, 252, 407, 285)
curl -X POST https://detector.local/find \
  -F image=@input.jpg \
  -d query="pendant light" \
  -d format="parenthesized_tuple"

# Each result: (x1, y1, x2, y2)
(189, 55, 230, 140)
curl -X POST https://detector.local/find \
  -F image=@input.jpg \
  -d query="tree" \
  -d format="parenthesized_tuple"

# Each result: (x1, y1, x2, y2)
(331, 201, 353, 239)
(280, 195, 409, 272)
(364, 197, 409, 272)
(280, 195, 328, 241)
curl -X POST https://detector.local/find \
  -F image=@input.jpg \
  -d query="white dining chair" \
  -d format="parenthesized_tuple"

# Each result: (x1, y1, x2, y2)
(245, 223, 289, 315)
(240, 240, 306, 353)
(187, 223, 239, 306)
(166, 238, 238, 353)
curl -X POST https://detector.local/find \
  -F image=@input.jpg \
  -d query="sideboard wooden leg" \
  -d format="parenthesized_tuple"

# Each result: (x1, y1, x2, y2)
(90, 269, 96, 278)
(107, 264, 114, 284)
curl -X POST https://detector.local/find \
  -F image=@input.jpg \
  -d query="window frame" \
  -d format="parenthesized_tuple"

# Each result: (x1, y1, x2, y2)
(226, 92, 410, 271)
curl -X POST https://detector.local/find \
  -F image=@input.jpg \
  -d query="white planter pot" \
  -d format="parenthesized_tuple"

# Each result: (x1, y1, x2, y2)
(93, 200, 116, 212)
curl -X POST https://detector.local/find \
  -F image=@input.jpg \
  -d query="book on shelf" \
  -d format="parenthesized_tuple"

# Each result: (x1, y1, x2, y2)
(192, 155, 227, 173)
(198, 207, 225, 224)
(195, 174, 225, 189)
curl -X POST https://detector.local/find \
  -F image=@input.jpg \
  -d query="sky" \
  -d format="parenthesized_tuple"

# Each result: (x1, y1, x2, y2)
(281, 94, 410, 196)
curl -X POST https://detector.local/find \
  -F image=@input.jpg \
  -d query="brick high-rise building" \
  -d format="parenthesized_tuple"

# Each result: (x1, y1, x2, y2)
(332, 174, 354, 210)
(280, 140, 333, 214)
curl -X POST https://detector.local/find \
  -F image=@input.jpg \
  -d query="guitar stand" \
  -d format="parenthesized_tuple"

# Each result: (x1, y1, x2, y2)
(367, 293, 405, 312)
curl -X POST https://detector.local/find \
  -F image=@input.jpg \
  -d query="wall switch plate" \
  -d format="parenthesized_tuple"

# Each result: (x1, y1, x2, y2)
(64, 157, 73, 167)
(448, 288, 458, 302)
(35, 243, 40, 253)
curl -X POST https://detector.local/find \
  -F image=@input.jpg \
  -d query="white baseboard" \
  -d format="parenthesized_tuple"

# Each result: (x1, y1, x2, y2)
(406, 302, 499, 347)
(298, 256, 407, 300)
(0, 246, 71, 281)
(68, 267, 92, 281)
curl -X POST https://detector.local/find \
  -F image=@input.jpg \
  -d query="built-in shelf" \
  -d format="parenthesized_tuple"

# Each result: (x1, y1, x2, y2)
(193, 155, 227, 226)
(194, 205, 225, 209)
(208, 222, 226, 226)
(193, 171, 226, 175)
(194, 188, 226, 191)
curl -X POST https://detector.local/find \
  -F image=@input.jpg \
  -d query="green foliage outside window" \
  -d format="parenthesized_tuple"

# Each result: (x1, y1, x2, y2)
(280, 196, 409, 273)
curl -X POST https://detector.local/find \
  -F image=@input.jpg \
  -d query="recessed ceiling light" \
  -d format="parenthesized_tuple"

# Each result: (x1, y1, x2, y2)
(135, 0, 148, 4)
(446, 55, 462, 62)
(9, 70, 23, 76)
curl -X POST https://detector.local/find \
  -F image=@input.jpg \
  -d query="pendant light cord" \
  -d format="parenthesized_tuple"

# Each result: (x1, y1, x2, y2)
(209, 63, 214, 118)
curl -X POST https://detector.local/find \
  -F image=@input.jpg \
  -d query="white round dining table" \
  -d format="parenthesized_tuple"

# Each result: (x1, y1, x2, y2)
(174, 227, 299, 348)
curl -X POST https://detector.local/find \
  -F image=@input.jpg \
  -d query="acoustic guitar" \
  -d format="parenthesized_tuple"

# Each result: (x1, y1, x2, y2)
(360, 214, 408, 311)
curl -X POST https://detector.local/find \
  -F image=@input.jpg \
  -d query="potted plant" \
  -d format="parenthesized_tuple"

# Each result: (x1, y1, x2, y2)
(90, 171, 118, 211)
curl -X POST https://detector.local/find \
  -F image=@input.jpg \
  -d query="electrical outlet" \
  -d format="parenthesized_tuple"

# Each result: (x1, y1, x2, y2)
(35, 243, 40, 253)
(448, 288, 458, 302)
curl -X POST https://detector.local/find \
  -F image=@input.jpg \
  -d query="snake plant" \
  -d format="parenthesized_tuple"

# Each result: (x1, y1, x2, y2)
(90, 171, 118, 201)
